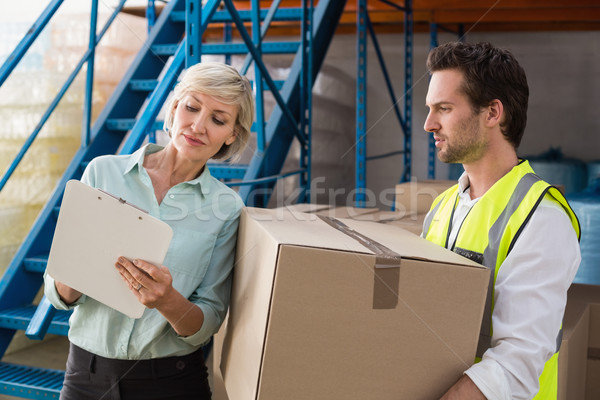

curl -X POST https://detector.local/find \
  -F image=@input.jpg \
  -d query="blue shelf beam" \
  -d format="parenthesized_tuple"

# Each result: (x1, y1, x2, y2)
(186, 0, 202, 67)
(401, 0, 413, 183)
(356, 0, 413, 207)
(298, 0, 314, 204)
(151, 41, 301, 56)
(171, 7, 305, 23)
(356, 0, 367, 208)
(251, 0, 266, 152)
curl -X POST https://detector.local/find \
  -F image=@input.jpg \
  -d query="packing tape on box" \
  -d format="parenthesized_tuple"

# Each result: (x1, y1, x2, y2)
(318, 215, 401, 310)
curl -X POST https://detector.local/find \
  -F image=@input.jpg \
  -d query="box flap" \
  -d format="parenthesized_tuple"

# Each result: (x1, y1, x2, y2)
(340, 217, 484, 268)
(245, 207, 374, 255)
(314, 206, 380, 219)
(395, 180, 456, 214)
(246, 208, 483, 269)
(273, 203, 332, 213)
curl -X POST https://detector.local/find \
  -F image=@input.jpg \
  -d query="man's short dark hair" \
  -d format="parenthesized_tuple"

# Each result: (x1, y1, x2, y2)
(426, 41, 529, 149)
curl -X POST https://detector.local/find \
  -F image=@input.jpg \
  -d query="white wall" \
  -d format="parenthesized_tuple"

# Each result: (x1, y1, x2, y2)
(311, 30, 600, 207)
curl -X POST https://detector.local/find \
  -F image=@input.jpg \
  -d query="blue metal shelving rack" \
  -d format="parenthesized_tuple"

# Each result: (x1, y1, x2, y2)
(355, 0, 413, 208)
(0, 0, 345, 397)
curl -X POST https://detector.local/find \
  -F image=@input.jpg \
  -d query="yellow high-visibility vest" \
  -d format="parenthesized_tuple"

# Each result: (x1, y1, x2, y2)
(423, 160, 580, 399)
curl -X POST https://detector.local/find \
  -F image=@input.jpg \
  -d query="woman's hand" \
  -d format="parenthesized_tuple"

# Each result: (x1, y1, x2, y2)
(114, 257, 204, 336)
(54, 281, 82, 305)
(114, 257, 175, 309)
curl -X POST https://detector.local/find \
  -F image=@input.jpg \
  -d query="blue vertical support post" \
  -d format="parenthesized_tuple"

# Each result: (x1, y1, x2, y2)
(223, 23, 232, 65)
(147, 0, 157, 144)
(147, 0, 156, 30)
(251, 0, 265, 153)
(401, 0, 413, 182)
(355, 0, 367, 208)
(307, 0, 313, 202)
(82, 0, 99, 147)
(427, 22, 438, 180)
(299, 0, 314, 203)
(186, 0, 202, 67)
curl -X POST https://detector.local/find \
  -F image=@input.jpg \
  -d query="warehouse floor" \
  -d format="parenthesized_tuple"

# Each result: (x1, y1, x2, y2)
(0, 336, 228, 400)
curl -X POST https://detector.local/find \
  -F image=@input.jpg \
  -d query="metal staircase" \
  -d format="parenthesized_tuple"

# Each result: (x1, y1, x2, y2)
(0, 0, 345, 397)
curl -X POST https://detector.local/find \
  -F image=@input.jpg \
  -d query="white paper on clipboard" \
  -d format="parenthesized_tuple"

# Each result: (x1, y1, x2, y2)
(46, 180, 173, 319)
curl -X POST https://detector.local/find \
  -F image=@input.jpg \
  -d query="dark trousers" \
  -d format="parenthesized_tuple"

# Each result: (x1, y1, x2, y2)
(60, 343, 212, 400)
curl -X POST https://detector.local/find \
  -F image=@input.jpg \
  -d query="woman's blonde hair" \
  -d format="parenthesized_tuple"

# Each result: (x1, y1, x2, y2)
(163, 61, 255, 160)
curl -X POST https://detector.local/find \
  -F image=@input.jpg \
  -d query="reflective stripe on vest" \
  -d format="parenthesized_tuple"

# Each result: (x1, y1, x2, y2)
(423, 160, 580, 399)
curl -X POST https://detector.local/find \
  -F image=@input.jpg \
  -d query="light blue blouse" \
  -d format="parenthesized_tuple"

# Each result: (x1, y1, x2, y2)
(44, 144, 243, 359)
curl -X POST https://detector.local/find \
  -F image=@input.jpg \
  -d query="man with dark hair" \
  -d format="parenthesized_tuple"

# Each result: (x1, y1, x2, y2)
(422, 41, 580, 399)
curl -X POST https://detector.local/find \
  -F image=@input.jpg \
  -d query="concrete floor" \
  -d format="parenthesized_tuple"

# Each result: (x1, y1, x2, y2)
(0, 336, 228, 400)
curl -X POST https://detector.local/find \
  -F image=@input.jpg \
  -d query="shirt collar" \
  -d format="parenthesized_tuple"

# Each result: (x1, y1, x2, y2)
(457, 170, 470, 193)
(123, 143, 160, 176)
(123, 143, 212, 197)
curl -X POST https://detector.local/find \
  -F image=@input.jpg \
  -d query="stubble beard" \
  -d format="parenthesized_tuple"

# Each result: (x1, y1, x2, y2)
(437, 113, 488, 165)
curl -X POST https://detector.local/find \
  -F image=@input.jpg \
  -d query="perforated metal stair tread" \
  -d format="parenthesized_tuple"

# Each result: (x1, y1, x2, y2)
(0, 362, 62, 399)
(0, 306, 70, 336)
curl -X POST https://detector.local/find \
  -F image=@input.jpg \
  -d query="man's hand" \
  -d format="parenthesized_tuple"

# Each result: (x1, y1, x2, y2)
(440, 375, 487, 400)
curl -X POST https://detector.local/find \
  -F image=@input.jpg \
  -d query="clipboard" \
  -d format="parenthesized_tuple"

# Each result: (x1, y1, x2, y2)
(46, 180, 173, 318)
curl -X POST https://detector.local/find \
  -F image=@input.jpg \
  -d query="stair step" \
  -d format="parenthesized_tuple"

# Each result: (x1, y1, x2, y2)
(0, 362, 62, 398)
(23, 256, 48, 274)
(171, 8, 304, 23)
(207, 163, 248, 180)
(129, 79, 160, 92)
(130, 79, 284, 93)
(151, 41, 300, 56)
(0, 306, 70, 336)
(106, 119, 164, 132)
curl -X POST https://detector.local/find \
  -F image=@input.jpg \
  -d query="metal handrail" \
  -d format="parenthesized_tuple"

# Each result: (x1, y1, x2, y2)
(0, 0, 127, 194)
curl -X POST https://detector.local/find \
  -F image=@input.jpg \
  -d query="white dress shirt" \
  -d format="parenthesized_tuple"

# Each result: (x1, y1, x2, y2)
(440, 173, 581, 400)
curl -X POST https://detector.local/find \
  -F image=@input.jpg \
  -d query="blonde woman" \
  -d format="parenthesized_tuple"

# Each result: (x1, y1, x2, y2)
(45, 62, 254, 400)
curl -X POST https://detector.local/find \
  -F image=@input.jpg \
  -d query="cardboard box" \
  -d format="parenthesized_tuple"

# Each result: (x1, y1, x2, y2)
(271, 204, 380, 222)
(558, 289, 590, 400)
(562, 284, 600, 400)
(395, 180, 455, 215)
(382, 212, 426, 236)
(314, 205, 380, 219)
(220, 207, 490, 400)
(272, 205, 423, 235)
(587, 302, 600, 400)
(272, 203, 332, 214)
